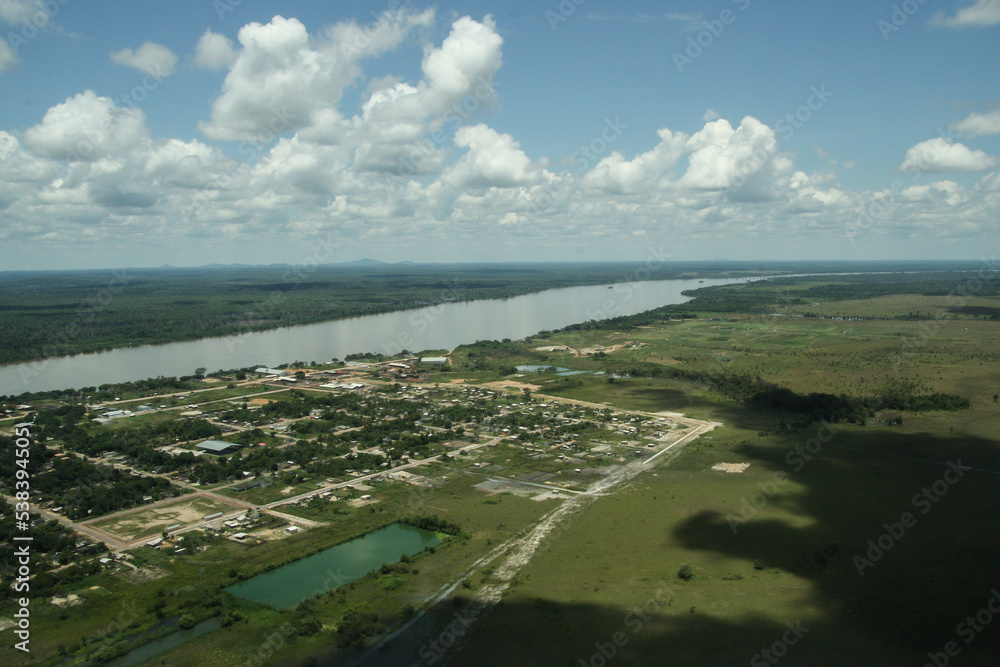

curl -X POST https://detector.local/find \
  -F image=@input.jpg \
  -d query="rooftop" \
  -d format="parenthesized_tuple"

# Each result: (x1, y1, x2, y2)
(197, 439, 243, 453)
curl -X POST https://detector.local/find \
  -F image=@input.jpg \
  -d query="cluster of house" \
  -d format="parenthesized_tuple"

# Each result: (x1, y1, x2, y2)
(210, 509, 270, 541)
(249, 357, 448, 389)
(144, 532, 184, 551)
(98, 552, 132, 567)
(318, 381, 367, 391)
(381, 360, 421, 380)
(1, 404, 33, 420)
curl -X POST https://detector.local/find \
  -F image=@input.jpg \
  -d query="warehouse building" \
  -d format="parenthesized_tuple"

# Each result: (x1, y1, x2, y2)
(196, 439, 243, 455)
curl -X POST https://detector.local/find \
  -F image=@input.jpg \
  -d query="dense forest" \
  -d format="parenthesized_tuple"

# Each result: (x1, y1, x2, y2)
(558, 268, 1000, 329)
(0, 432, 183, 520)
(599, 363, 970, 424)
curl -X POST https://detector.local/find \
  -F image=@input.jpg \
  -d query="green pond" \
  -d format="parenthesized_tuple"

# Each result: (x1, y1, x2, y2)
(105, 617, 222, 667)
(516, 364, 570, 373)
(225, 523, 441, 609)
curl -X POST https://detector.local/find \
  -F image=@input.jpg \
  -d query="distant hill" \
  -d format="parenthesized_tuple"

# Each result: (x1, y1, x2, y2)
(341, 258, 386, 266)
(159, 260, 389, 270)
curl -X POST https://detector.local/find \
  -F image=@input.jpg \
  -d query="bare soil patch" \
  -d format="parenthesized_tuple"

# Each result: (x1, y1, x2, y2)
(711, 462, 751, 473)
(482, 380, 542, 392)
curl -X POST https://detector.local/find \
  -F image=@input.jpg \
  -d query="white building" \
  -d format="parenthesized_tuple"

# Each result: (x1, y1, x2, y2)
(254, 367, 288, 376)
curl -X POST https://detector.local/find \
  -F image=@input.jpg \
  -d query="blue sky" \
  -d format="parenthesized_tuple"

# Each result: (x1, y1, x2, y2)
(1, 0, 999, 269)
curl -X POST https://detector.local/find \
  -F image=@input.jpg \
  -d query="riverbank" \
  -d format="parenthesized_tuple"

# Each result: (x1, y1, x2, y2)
(0, 261, 784, 367)
(0, 276, 742, 395)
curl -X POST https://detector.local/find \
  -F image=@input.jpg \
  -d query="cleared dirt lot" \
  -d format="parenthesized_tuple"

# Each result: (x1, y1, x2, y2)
(90, 496, 244, 542)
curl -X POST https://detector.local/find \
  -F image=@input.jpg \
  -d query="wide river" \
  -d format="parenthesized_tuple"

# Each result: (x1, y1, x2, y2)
(0, 277, 740, 395)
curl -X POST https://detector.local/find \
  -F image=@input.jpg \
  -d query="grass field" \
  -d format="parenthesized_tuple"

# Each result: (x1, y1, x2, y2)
(443, 413, 1000, 665)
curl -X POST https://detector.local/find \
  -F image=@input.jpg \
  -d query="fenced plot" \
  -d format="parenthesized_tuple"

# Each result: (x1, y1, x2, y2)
(91, 496, 244, 542)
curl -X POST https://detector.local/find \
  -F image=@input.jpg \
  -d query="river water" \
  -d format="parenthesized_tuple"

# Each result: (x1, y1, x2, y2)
(0, 277, 739, 395)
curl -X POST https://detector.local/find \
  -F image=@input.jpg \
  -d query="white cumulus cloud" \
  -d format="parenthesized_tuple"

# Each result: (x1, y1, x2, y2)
(900, 137, 997, 173)
(443, 124, 543, 188)
(930, 0, 1000, 27)
(0, 0, 42, 24)
(680, 116, 779, 192)
(0, 38, 17, 75)
(192, 29, 238, 70)
(342, 14, 503, 133)
(949, 110, 1000, 137)
(110, 41, 178, 77)
(22, 90, 149, 160)
(200, 9, 435, 142)
(583, 128, 688, 194)
(298, 13, 503, 176)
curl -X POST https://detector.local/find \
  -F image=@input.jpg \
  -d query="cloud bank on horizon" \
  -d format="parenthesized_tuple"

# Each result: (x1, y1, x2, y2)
(0, 1, 998, 269)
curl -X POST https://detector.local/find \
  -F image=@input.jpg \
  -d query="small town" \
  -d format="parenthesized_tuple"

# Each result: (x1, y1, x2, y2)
(2, 355, 714, 589)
